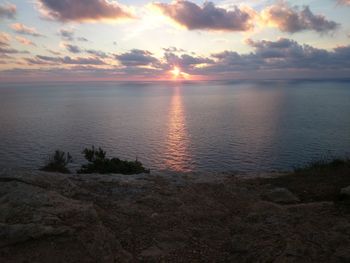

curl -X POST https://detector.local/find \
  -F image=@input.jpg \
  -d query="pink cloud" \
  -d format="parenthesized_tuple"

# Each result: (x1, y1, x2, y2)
(37, 0, 134, 22)
(154, 1, 254, 31)
(11, 23, 42, 37)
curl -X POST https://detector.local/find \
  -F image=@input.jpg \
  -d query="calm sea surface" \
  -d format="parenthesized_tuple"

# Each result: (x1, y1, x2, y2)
(0, 80, 349, 173)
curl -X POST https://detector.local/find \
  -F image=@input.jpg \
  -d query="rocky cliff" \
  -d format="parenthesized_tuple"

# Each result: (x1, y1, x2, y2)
(0, 169, 349, 262)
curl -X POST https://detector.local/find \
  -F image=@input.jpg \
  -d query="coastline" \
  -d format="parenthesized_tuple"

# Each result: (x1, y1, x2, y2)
(0, 168, 349, 262)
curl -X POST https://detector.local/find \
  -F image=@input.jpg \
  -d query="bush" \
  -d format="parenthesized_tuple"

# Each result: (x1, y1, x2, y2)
(40, 150, 73, 174)
(294, 158, 350, 173)
(77, 146, 150, 175)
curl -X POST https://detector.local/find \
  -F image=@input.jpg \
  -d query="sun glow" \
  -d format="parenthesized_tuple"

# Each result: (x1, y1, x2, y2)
(169, 66, 192, 80)
(171, 66, 181, 78)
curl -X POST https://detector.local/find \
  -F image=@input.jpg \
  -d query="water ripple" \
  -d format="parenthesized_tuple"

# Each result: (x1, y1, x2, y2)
(0, 81, 350, 173)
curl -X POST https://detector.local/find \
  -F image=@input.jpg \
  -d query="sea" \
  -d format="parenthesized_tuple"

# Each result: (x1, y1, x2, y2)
(0, 80, 349, 173)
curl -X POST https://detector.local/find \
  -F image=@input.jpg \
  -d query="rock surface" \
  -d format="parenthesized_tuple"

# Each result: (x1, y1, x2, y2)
(341, 186, 350, 197)
(262, 187, 300, 204)
(0, 169, 349, 262)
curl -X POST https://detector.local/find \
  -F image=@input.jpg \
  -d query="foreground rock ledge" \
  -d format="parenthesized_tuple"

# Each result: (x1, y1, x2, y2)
(0, 169, 349, 262)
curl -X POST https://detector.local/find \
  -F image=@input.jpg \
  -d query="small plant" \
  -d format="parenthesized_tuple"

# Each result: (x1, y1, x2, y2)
(77, 146, 150, 175)
(294, 158, 350, 173)
(40, 150, 73, 174)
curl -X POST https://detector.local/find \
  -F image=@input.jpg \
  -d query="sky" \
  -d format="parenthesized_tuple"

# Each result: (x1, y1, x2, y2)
(0, 0, 349, 81)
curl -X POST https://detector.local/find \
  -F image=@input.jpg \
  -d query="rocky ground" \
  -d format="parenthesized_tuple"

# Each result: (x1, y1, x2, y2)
(0, 168, 349, 262)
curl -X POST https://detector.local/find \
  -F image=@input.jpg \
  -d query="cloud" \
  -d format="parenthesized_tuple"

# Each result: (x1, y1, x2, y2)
(25, 57, 55, 65)
(0, 34, 29, 56)
(164, 52, 214, 71)
(77, 37, 88, 42)
(203, 38, 350, 78)
(0, 32, 11, 46)
(0, 46, 29, 55)
(27, 55, 106, 65)
(34, 55, 61, 63)
(58, 29, 90, 43)
(4, 38, 350, 80)
(261, 2, 339, 33)
(0, 47, 20, 54)
(16, 36, 36, 46)
(59, 29, 74, 41)
(37, 0, 134, 22)
(337, 0, 350, 5)
(245, 38, 303, 58)
(0, 3, 16, 19)
(154, 1, 255, 31)
(115, 49, 159, 66)
(61, 56, 105, 65)
(163, 47, 186, 53)
(0, 66, 164, 82)
(47, 49, 61, 55)
(11, 23, 42, 37)
(86, 49, 108, 58)
(63, 43, 81, 53)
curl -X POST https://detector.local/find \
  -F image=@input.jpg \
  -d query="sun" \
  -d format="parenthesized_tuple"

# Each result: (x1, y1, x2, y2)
(171, 66, 181, 78)
(168, 66, 191, 80)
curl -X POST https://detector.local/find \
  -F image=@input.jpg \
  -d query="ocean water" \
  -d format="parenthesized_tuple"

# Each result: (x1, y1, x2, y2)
(0, 80, 349, 173)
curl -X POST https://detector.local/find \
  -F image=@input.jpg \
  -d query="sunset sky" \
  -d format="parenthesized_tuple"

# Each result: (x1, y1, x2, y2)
(0, 0, 349, 81)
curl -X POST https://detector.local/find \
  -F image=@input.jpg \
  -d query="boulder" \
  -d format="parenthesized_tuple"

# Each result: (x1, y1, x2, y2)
(335, 247, 350, 262)
(0, 170, 123, 263)
(263, 188, 300, 204)
(140, 246, 165, 259)
(340, 186, 350, 197)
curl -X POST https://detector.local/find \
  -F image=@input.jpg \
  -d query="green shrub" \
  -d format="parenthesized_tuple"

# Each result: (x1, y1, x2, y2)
(40, 150, 73, 174)
(77, 146, 150, 175)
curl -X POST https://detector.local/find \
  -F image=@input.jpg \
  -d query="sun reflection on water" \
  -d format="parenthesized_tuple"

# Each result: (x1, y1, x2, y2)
(163, 86, 192, 172)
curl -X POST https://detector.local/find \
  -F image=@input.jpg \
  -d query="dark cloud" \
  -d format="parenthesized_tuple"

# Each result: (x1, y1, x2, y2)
(0, 66, 165, 82)
(11, 23, 42, 37)
(0, 3, 16, 19)
(61, 56, 105, 65)
(59, 29, 74, 41)
(47, 49, 61, 55)
(77, 37, 88, 42)
(25, 57, 55, 65)
(36, 55, 61, 63)
(0, 54, 13, 59)
(208, 50, 261, 72)
(86, 49, 108, 58)
(245, 38, 304, 58)
(262, 2, 339, 33)
(64, 43, 81, 54)
(203, 38, 350, 78)
(27, 55, 106, 65)
(163, 47, 186, 53)
(164, 52, 213, 71)
(37, 0, 134, 22)
(25, 55, 61, 65)
(154, 1, 254, 31)
(59, 29, 88, 42)
(5, 39, 350, 80)
(115, 49, 159, 66)
(0, 47, 21, 54)
(0, 45, 29, 62)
